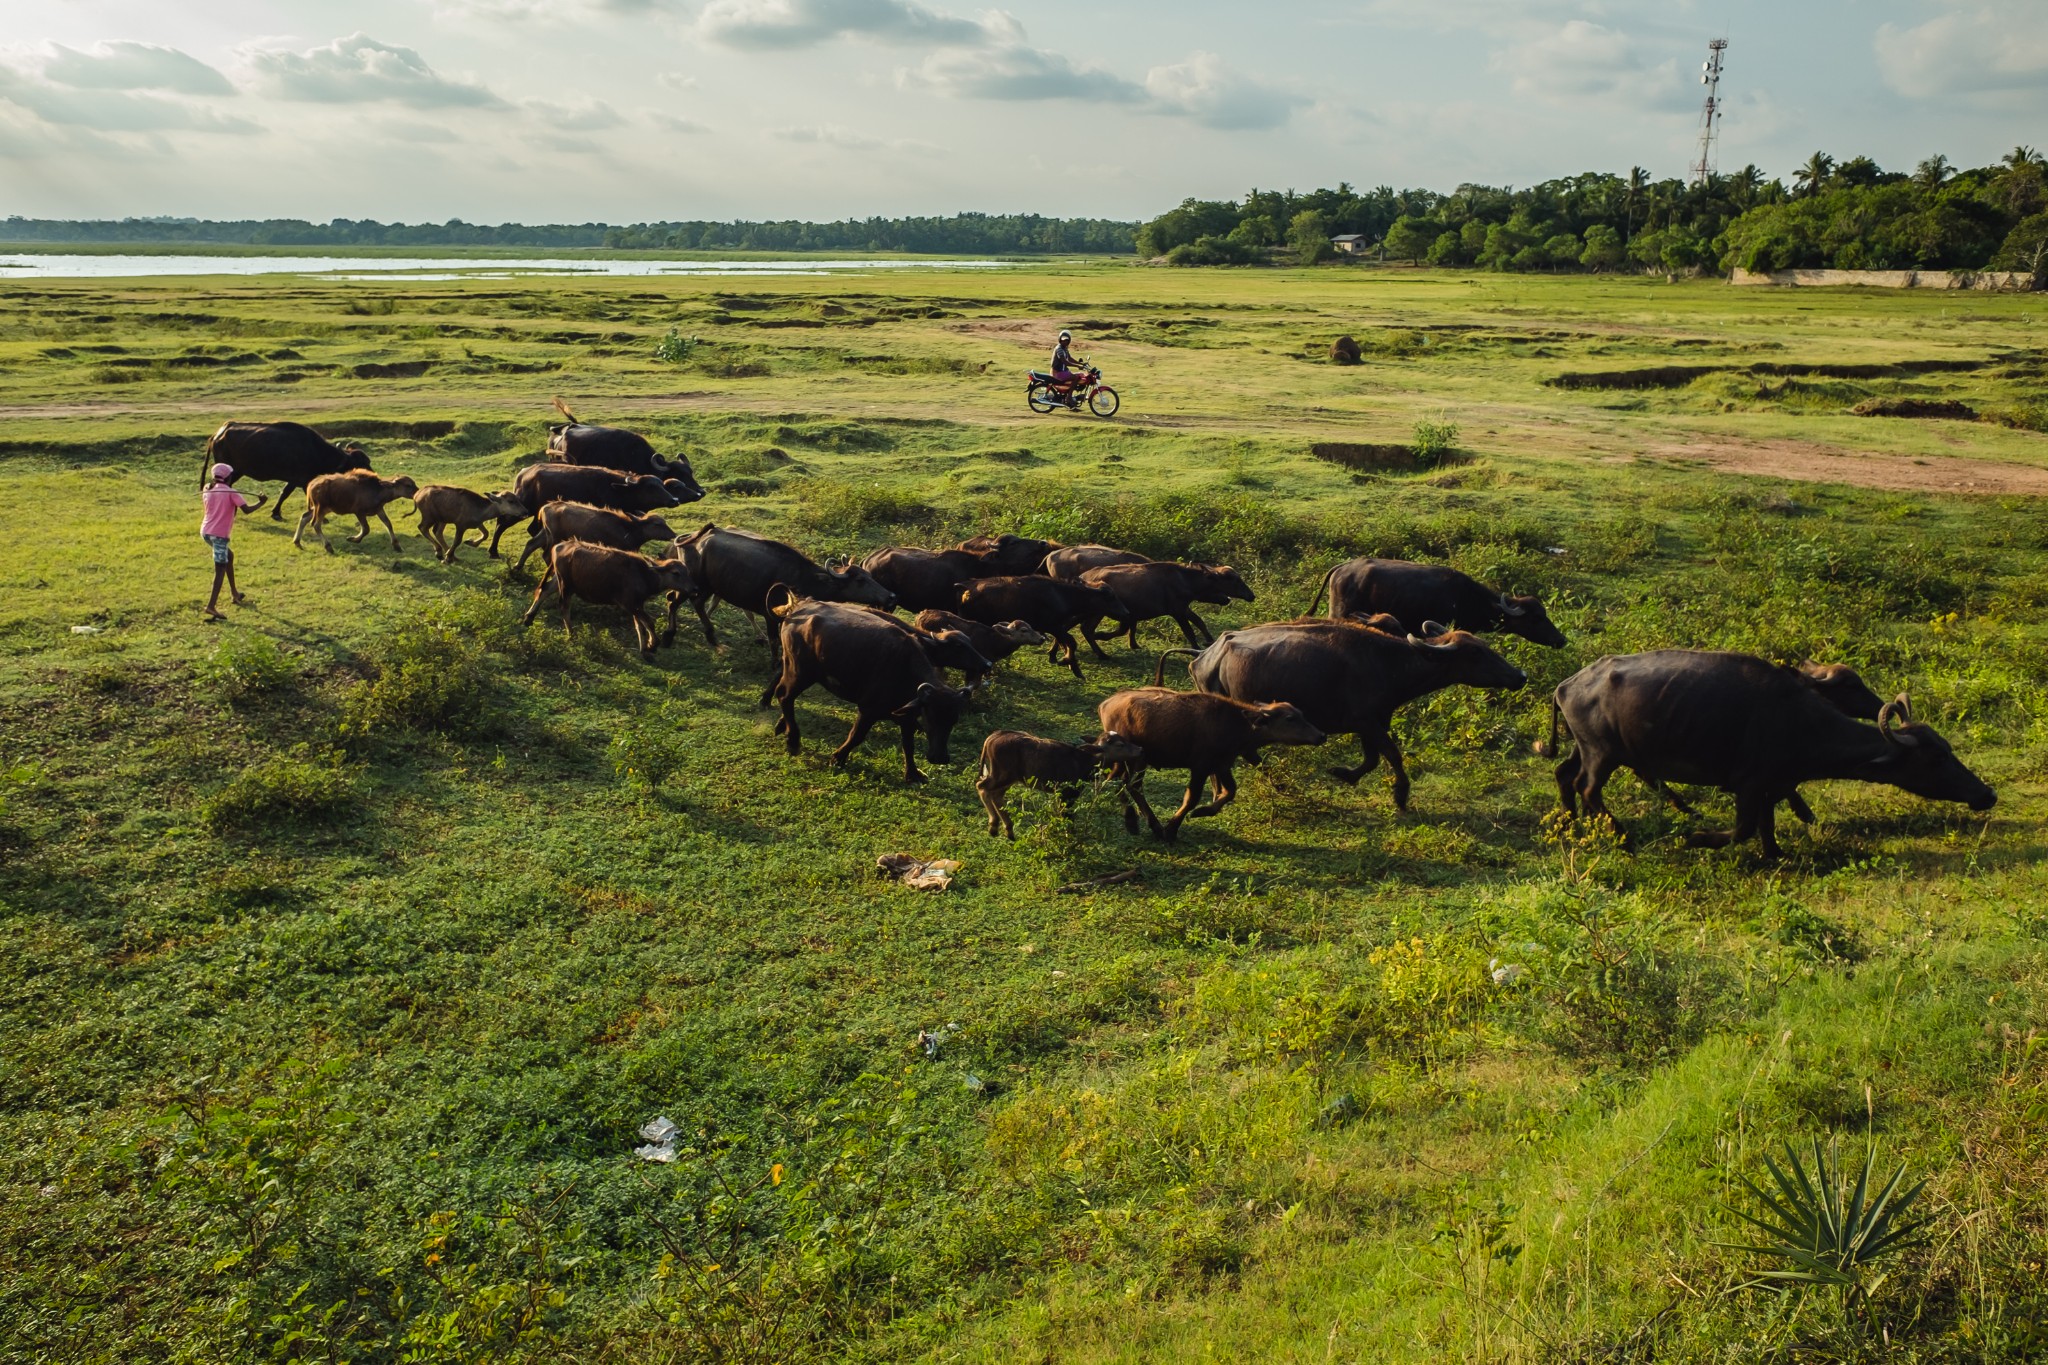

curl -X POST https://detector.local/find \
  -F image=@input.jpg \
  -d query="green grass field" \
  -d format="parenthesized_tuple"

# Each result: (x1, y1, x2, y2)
(2, 262, 2046, 1364)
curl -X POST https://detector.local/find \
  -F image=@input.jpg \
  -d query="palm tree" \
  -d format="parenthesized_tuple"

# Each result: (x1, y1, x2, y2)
(1794, 151, 1835, 198)
(2006, 146, 2043, 170)
(1623, 166, 1649, 241)
(1913, 154, 1951, 189)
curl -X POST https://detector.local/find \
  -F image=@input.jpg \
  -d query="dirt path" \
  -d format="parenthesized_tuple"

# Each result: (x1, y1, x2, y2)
(1646, 436, 2048, 496)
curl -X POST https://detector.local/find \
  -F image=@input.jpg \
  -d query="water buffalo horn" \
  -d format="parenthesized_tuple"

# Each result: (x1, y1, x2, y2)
(1498, 592, 1526, 617)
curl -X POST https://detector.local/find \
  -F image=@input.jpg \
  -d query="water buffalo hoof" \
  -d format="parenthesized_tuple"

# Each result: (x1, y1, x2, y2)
(1686, 831, 1736, 849)
(1325, 766, 1364, 786)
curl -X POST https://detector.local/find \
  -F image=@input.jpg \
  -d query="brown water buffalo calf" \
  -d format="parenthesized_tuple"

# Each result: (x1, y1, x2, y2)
(412, 485, 528, 562)
(911, 611, 1048, 682)
(1540, 650, 1994, 859)
(859, 546, 989, 612)
(1308, 557, 1567, 648)
(520, 541, 696, 659)
(204, 420, 371, 521)
(952, 533, 1063, 576)
(1096, 688, 1325, 842)
(515, 502, 676, 571)
(496, 464, 685, 556)
(975, 729, 1144, 838)
(771, 598, 971, 783)
(1176, 618, 1527, 810)
(1077, 561, 1253, 650)
(293, 472, 420, 553)
(1043, 543, 1149, 579)
(953, 575, 1132, 678)
(673, 525, 896, 699)
(546, 400, 706, 498)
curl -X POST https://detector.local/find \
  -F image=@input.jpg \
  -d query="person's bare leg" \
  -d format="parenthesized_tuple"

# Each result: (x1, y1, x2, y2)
(205, 561, 229, 618)
(226, 551, 247, 606)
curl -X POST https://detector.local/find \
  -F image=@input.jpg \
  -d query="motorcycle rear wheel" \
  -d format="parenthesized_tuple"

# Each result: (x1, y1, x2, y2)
(1027, 381, 1059, 414)
(1088, 386, 1120, 417)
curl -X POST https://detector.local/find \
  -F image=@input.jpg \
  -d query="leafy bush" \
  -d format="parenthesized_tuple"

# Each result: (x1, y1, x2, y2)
(194, 633, 301, 703)
(200, 748, 357, 833)
(788, 478, 939, 539)
(1164, 235, 1263, 267)
(653, 326, 699, 363)
(337, 622, 496, 740)
(1412, 416, 1461, 465)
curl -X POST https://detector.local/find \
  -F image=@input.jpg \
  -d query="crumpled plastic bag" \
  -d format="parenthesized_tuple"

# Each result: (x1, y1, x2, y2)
(634, 1115, 679, 1162)
(877, 853, 960, 891)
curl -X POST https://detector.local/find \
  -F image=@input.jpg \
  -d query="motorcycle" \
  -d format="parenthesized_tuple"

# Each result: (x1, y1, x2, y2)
(1026, 361, 1119, 417)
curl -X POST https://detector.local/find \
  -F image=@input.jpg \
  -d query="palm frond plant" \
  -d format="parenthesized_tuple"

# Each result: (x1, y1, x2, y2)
(1716, 1136, 1931, 1310)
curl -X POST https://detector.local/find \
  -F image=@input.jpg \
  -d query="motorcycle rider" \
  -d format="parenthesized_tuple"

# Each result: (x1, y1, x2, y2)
(1050, 329, 1084, 407)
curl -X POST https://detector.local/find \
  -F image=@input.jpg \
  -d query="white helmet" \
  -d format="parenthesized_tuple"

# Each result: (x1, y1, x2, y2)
(1057, 330, 1072, 342)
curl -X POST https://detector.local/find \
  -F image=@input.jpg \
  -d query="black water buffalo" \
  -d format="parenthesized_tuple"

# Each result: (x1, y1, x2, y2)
(910, 611, 1049, 682)
(771, 597, 971, 783)
(975, 730, 1144, 838)
(1174, 618, 1528, 810)
(1096, 688, 1326, 841)
(1538, 650, 1994, 858)
(672, 525, 895, 697)
(954, 576, 1132, 678)
(547, 400, 706, 498)
(1043, 543, 1149, 579)
(515, 502, 676, 571)
(204, 421, 371, 521)
(1077, 561, 1253, 650)
(1653, 659, 1890, 826)
(498, 464, 685, 556)
(953, 533, 1063, 576)
(1308, 557, 1567, 648)
(859, 546, 992, 613)
(519, 542, 697, 659)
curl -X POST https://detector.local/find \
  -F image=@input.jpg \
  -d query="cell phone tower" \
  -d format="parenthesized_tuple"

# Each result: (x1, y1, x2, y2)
(1689, 39, 1729, 186)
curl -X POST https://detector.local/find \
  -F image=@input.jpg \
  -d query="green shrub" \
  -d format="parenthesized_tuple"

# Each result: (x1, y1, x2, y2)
(1412, 415, 1461, 465)
(337, 622, 496, 740)
(653, 326, 699, 363)
(788, 478, 939, 539)
(195, 633, 301, 703)
(200, 749, 357, 833)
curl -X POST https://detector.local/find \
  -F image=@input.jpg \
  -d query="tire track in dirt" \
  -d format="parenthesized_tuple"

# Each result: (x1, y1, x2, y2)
(1646, 436, 2048, 496)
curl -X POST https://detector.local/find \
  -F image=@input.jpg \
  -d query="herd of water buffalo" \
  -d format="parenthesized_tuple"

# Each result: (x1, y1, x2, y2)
(201, 411, 1998, 860)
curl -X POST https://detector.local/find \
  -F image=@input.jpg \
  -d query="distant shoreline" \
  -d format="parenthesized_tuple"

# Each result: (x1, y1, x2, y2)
(0, 241, 1114, 263)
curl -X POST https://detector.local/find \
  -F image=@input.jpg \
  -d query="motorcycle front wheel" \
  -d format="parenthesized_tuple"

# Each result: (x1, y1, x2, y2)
(1027, 381, 1059, 414)
(1088, 386, 1120, 417)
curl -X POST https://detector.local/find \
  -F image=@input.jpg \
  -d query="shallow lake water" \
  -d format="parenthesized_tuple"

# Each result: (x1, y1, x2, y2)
(0, 253, 1011, 281)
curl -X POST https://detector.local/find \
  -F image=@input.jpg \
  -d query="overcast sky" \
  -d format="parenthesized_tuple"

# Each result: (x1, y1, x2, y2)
(1, 1, 2041, 223)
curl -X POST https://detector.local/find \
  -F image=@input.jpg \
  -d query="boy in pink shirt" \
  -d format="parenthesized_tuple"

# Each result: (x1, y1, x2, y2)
(201, 463, 267, 619)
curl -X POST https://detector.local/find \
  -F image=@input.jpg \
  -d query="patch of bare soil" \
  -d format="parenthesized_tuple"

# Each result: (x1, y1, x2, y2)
(1648, 437, 2048, 495)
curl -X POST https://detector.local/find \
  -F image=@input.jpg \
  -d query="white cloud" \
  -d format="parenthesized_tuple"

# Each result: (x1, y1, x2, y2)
(773, 123, 885, 148)
(649, 111, 712, 133)
(1876, 4, 2048, 100)
(43, 42, 234, 95)
(657, 71, 698, 90)
(435, 0, 681, 19)
(907, 40, 1144, 103)
(1496, 20, 1685, 110)
(522, 98, 625, 130)
(700, 0, 988, 50)
(0, 62, 256, 133)
(1143, 52, 1303, 131)
(905, 21, 1298, 130)
(377, 117, 461, 145)
(245, 33, 506, 108)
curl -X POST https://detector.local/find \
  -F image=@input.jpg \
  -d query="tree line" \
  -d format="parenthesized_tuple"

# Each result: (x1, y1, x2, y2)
(0, 213, 1138, 255)
(1138, 148, 2048, 276)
